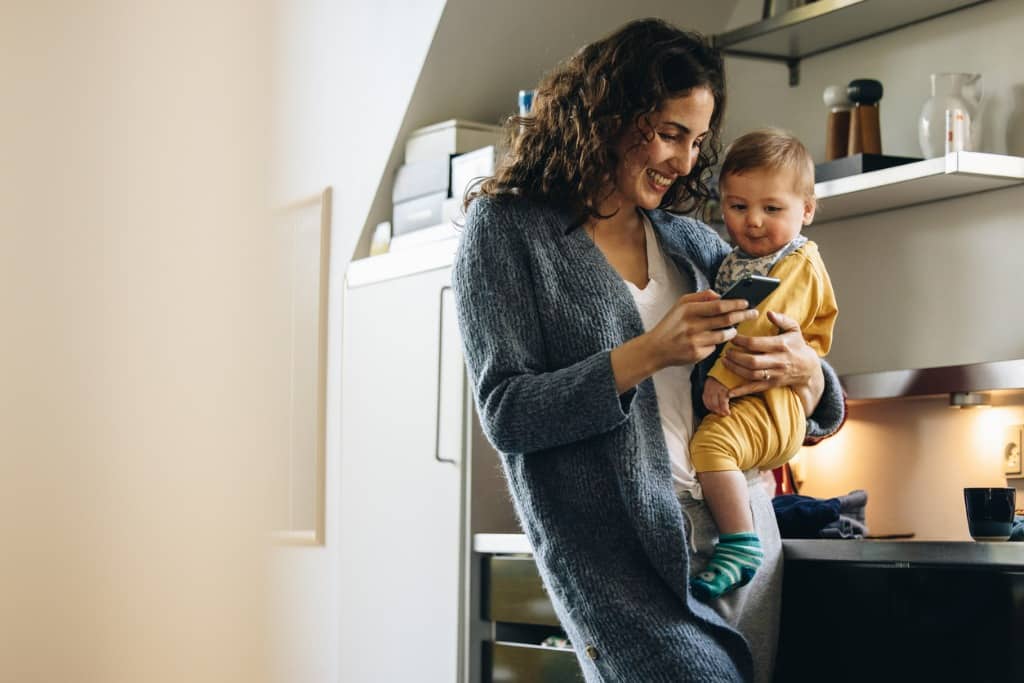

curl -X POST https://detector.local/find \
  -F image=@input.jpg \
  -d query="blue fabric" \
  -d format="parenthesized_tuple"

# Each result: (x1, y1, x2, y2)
(453, 195, 848, 681)
(772, 495, 842, 538)
(1010, 515, 1024, 541)
(773, 490, 868, 539)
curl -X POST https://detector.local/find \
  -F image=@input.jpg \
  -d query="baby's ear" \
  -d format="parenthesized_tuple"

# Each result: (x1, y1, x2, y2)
(802, 197, 817, 226)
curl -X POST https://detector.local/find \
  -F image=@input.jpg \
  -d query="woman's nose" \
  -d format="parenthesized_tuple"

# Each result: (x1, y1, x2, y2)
(670, 148, 697, 177)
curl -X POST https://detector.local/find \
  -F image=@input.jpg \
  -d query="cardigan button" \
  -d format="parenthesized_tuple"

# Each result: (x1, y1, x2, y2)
(585, 644, 600, 660)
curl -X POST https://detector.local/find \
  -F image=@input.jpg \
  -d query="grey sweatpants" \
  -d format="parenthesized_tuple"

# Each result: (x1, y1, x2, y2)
(679, 477, 783, 683)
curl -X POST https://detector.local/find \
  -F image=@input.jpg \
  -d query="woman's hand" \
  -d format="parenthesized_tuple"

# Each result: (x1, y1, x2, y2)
(720, 310, 824, 415)
(648, 290, 757, 367)
(609, 290, 755, 395)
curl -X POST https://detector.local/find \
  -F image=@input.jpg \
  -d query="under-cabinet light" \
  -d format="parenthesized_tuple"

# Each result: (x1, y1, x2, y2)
(949, 391, 991, 409)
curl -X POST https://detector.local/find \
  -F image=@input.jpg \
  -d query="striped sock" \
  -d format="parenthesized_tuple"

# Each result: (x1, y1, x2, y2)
(690, 532, 763, 600)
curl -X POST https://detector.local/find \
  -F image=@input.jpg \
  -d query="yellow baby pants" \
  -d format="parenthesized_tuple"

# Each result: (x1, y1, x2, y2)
(690, 386, 806, 473)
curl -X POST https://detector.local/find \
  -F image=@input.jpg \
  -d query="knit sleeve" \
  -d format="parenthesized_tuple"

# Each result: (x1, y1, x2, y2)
(452, 199, 635, 454)
(804, 360, 846, 443)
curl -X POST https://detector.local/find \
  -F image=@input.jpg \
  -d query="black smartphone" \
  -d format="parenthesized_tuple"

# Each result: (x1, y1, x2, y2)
(719, 275, 780, 310)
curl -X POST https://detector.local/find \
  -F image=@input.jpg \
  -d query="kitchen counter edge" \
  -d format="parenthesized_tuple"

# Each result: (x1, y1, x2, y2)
(473, 533, 1024, 567)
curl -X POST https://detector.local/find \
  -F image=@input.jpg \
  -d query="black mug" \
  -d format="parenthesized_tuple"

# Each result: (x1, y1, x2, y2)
(963, 487, 1016, 541)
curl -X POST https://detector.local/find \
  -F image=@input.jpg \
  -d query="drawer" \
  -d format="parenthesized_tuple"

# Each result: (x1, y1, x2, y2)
(490, 642, 583, 683)
(487, 556, 561, 626)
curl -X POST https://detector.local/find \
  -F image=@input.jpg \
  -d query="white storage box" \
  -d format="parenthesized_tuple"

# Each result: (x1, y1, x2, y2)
(405, 119, 501, 164)
(450, 145, 497, 204)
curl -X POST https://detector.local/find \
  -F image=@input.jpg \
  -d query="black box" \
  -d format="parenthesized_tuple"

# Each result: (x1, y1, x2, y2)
(815, 153, 922, 183)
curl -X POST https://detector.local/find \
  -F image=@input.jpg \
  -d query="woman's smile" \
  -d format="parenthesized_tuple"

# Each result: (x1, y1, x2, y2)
(646, 167, 676, 191)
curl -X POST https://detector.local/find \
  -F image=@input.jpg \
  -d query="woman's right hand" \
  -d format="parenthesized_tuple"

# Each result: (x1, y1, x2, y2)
(609, 290, 755, 395)
(647, 290, 757, 368)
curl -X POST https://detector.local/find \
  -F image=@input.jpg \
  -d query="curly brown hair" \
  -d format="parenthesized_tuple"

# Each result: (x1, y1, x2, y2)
(469, 18, 726, 226)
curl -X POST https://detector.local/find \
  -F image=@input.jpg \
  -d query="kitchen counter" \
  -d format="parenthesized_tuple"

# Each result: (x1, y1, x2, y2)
(477, 532, 1024, 681)
(474, 533, 1024, 568)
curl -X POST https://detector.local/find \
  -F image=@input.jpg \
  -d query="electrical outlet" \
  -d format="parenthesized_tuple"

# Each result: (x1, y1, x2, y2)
(1003, 425, 1023, 479)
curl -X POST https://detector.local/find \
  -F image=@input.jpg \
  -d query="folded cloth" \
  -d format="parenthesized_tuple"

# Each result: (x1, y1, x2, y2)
(772, 495, 840, 538)
(818, 514, 867, 539)
(836, 489, 868, 523)
(1010, 516, 1024, 542)
(773, 490, 869, 539)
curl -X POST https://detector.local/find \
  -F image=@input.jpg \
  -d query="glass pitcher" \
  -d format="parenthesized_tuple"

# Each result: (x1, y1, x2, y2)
(918, 73, 983, 158)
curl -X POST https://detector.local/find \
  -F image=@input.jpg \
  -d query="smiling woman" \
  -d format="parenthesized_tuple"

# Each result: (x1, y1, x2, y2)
(453, 17, 846, 683)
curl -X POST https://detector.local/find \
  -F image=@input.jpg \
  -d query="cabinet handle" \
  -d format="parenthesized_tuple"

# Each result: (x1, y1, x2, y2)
(434, 285, 459, 466)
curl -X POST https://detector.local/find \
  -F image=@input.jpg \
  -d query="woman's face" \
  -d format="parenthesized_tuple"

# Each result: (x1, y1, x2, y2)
(610, 87, 715, 214)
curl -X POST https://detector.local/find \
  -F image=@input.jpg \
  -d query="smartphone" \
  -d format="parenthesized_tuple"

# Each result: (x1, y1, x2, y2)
(719, 274, 780, 310)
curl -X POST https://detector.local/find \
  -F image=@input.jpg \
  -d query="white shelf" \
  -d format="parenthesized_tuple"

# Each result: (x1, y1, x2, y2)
(346, 235, 459, 288)
(813, 152, 1024, 225)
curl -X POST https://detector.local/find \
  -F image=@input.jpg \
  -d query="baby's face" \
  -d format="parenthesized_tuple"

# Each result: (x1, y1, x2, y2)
(720, 168, 815, 257)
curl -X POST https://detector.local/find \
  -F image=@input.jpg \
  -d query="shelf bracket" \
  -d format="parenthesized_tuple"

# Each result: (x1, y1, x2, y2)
(787, 58, 800, 87)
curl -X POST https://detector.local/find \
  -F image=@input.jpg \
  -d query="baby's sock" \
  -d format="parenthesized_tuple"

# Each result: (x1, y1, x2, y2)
(690, 532, 763, 600)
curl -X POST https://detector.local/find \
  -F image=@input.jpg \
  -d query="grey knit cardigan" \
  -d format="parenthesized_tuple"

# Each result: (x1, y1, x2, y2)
(452, 195, 845, 682)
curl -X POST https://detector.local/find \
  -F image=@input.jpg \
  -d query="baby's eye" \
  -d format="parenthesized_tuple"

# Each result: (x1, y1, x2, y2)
(729, 204, 747, 211)
(765, 206, 782, 213)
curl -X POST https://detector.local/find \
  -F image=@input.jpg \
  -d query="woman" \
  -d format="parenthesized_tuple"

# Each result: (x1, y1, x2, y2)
(452, 18, 844, 682)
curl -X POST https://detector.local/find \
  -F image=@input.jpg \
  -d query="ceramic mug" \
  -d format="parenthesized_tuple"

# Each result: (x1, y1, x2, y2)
(963, 487, 1015, 541)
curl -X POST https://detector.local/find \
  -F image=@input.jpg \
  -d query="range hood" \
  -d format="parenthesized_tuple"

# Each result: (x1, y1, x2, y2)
(840, 359, 1024, 402)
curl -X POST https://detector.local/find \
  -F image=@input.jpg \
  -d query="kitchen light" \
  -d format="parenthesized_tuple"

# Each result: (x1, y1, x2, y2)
(949, 391, 991, 409)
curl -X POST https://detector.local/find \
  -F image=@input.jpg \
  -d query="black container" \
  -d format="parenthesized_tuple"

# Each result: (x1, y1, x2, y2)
(964, 487, 1015, 541)
(814, 153, 921, 183)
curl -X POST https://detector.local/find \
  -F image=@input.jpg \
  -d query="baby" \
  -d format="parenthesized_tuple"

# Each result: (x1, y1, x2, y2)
(689, 129, 838, 600)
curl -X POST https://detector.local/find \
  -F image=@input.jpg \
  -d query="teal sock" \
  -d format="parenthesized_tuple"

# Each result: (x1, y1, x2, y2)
(690, 532, 763, 600)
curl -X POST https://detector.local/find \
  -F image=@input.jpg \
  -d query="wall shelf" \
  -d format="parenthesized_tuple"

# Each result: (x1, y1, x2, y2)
(714, 0, 991, 85)
(346, 236, 458, 288)
(841, 359, 1024, 402)
(813, 152, 1024, 225)
(345, 152, 1024, 281)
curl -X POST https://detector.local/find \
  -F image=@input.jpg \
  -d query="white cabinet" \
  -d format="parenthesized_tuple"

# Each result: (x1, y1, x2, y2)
(339, 264, 464, 682)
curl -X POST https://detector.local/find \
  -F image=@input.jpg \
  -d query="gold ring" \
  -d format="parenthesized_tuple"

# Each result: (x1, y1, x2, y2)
(762, 369, 770, 381)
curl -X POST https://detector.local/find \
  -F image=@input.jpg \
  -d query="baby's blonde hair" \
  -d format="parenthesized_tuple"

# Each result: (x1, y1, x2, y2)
(720, 128, 815, 199)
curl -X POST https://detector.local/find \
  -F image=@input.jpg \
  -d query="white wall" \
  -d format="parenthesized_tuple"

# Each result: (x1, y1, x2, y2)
(722, 0, 1024, 537)
(269, 2, 446, 682)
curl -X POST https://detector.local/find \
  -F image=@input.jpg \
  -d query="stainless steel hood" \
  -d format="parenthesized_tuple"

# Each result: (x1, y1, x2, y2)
(840, 359, 1024, 402)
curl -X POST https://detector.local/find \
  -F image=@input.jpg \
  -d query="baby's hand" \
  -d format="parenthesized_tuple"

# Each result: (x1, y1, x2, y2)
(703, 377, 731, 417)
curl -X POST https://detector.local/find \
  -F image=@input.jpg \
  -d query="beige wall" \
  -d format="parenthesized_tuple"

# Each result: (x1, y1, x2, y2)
(723, 0, 1024, 537)
(1, 2, 279, 681)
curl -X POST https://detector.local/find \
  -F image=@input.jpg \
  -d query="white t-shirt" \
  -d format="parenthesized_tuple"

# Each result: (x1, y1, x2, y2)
(624, 215, 700, 497)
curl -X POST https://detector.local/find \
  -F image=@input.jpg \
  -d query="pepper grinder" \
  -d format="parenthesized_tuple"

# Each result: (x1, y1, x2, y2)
(847, 78, 883, 155)
(823, 85, 853, 161)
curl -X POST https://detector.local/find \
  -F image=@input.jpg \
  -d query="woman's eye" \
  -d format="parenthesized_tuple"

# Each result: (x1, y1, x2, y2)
(692, 138, 704, 149)
(658, 132, 678, 142)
